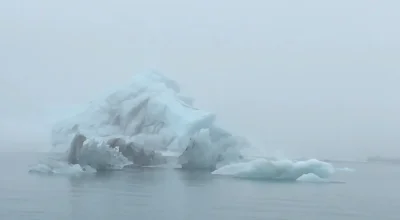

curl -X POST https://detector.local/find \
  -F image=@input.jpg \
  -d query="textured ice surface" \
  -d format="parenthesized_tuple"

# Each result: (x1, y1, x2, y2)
(51, 71, 216, 151)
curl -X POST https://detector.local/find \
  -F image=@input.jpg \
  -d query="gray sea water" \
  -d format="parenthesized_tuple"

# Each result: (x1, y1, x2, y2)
(1, 152, 399, 220)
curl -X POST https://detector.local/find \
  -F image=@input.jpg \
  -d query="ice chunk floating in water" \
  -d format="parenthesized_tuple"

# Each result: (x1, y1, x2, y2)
(212, 158, 335, 181)
(32, 70, 340, 181)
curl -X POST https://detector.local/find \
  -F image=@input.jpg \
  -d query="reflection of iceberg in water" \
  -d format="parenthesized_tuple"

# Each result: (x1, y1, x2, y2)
(31, 71, 339, 181)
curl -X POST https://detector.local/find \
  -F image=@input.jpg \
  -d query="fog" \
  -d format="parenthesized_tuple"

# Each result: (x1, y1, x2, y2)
(0, 0, 399, 159)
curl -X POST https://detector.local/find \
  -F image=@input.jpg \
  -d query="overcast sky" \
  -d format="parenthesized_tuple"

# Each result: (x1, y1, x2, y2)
(0, 0, 399, 158)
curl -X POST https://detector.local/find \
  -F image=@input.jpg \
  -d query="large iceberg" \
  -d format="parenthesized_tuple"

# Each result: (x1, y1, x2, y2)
(50, 71, 246, 170)
(32, 71, 339, 181)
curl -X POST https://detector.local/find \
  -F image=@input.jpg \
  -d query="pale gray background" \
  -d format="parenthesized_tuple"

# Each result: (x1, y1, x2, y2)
(1, 0, 399, 159)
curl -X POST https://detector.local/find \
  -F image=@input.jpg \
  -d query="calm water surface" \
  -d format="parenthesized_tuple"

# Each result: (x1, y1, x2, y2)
(0, 152, 399, 220)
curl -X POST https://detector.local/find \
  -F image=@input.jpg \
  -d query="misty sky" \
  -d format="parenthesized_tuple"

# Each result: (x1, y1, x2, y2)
(0, 0, 399, 158)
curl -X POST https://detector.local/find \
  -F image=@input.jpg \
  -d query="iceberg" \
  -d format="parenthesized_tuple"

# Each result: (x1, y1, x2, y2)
(33, 70, 340, 181)
(49, 71, 245, 171)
